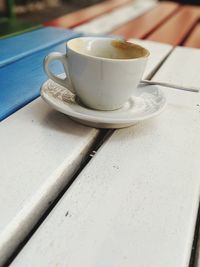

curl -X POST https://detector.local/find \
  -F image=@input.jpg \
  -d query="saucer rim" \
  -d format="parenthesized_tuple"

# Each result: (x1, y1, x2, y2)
(40, 78, 167, 125)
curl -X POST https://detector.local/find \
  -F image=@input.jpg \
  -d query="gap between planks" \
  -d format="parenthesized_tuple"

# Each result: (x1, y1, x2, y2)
(3, 129, 112, 267)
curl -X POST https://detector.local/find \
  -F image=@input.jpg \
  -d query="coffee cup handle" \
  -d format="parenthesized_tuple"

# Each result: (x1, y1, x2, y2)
(43, 52, 75, 93)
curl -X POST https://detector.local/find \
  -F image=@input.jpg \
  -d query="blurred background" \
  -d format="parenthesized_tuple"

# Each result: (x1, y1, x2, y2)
(17, 0, 105, 23)
(0, 0, 103, 24)
(0, 0, 199, 38)
(0, 0, 104, 37)
(1, 0, 199, 24)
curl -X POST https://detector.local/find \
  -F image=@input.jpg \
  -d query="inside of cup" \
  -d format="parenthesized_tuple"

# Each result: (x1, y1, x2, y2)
(68, 37, 149, 60)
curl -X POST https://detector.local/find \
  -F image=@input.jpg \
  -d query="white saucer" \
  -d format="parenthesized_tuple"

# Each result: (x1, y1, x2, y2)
(40, 77, 167, 129)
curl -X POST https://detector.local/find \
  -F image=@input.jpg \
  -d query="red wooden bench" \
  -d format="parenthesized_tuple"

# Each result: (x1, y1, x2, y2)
(111, 2, 180, 39)
(183, 23, 200, 48)
(43, 0, 200, 49)
(146, 5, 200, 45)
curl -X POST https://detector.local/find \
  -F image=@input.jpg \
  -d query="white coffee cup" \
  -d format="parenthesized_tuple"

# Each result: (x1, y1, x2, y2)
(44, 37, 150, 110)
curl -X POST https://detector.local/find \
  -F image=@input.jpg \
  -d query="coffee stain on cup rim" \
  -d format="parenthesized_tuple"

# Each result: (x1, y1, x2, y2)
(66, 37, 150, 61)
(111, 40, 150, 58)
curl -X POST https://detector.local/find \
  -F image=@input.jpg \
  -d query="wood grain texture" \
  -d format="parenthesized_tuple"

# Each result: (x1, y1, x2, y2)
(43, 0, 132, 28)
(152, 46, 200, 91)
(74, 0, 157, 35)
(0, 27, 80, 67)
(129, 39, 172, 79)
(10, 88, 200, 267)
(184, 23, 200, 48)
(0, 98, 99, 266)
(147, 6, 200, 45)
(111, 2, 180, 39)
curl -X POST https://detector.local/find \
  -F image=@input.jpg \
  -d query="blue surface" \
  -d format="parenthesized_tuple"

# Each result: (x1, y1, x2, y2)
(0, 29, 119, 121)
(0, 41, 81, 121)
(0, 27, 81, 67)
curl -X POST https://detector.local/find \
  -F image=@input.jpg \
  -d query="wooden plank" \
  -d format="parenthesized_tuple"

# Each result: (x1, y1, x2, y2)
(152, 46, 200, 91)
(0, 32, 81, 121)
(129, 39, 172, 79)
(43, 0, 132, 28)
(0, 27, 80, 67)
(147, 6, 200, 45)
(74, 0, 157, 35)
(0, 44, 65, 120)
(111, 2, 180, 39)
(10, 87, 200, 267)
(184, 23, 200, 48)
(0, 97, 99, 266)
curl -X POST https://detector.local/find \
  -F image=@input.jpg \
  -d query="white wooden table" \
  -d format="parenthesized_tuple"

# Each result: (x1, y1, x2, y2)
(10, 86, 200, 267)
(0, 99, 99, 265)
(1, 1, 200, 265)
(0, 38, 199, 267)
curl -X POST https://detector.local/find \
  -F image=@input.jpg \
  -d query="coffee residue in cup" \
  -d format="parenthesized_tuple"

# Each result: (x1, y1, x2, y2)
(111, 40, 149, 59)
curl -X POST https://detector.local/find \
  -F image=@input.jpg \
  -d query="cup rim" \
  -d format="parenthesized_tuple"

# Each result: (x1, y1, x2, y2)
(66, 37, 150, 62)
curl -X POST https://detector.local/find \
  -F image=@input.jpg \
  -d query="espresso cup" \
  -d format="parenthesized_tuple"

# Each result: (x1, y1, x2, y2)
(44, 37, 150, 110)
